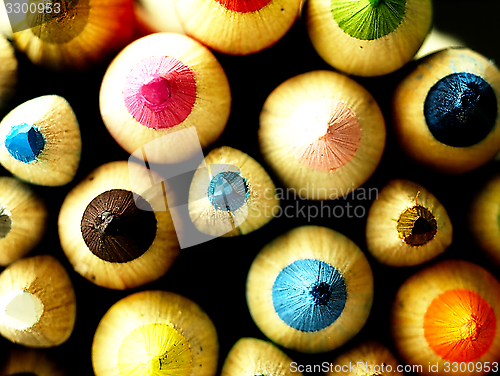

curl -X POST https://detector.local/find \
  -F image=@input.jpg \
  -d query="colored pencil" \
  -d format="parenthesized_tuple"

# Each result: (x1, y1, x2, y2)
(247, 225, 373, 353)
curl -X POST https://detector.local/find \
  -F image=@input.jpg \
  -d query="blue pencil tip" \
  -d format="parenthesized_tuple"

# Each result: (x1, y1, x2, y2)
(272, 259, 347, 332)
(5, 123, 45, 163)
(208, 171, 249, 212)
(424, 72, 498, 147)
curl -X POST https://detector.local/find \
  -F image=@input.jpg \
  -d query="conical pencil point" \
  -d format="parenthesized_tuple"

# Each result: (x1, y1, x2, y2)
(5, 123, 45, 163)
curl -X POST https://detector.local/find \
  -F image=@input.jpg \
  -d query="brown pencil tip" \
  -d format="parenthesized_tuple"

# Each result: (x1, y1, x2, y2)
(0, 207, 12, 238)
(27, 0, 89, 44)
(80, 189, 157, 263)
(397, 204, 437, 246)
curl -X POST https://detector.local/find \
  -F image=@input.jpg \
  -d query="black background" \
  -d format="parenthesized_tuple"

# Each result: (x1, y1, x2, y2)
(1, 0, 500, 374)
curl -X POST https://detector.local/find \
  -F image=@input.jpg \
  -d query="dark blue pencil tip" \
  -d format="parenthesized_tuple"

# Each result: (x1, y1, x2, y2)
(272, 259, 347, 332)
(5, 123, 45, 163)
(424, 72, 498, 147)
(208, 171, 249, 212)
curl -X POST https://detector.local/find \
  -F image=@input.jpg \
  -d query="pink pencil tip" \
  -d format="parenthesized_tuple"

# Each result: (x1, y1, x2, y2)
(140, 76, 172, 112)
(214, 0, 272, 13)
(290, 99, 361, 171)
(123, 56, 197, 129)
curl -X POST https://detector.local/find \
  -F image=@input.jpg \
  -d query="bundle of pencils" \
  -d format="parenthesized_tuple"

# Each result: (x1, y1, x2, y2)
(0, 1, 499, 375)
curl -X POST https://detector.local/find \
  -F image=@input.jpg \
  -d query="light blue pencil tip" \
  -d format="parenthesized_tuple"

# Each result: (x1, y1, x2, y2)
(272, 258, 347, 332)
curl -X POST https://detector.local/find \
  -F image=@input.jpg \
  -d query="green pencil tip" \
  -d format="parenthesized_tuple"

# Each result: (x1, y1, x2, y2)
(331, 0, 406, 40)
(497, 204, 500, 231)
